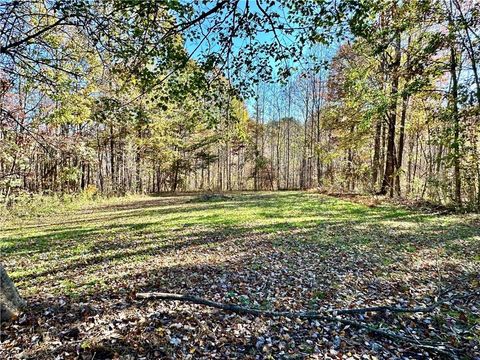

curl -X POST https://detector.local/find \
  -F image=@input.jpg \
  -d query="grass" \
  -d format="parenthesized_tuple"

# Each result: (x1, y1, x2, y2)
(1, 191, 479, 358)
(1, 191, 478, 298)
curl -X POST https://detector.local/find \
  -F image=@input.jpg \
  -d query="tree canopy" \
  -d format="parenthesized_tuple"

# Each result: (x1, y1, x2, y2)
(1, 0, 480, 207)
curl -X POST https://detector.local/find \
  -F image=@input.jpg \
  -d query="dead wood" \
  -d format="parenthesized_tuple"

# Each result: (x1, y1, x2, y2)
(137, 291, 463, 358)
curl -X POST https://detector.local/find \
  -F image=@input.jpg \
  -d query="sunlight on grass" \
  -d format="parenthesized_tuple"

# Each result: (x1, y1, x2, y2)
(1, 191, 479, 298)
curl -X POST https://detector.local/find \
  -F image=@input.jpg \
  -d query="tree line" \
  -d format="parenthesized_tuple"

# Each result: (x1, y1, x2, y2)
(1, 0, 479, 210)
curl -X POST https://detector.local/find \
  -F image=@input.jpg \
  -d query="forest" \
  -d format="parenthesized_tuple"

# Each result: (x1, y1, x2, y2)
(1, 0, 479, 208)
(0, 0, 479, 359)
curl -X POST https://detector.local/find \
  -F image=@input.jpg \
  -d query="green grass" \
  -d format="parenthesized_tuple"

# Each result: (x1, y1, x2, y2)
(1, 191, 479, 299)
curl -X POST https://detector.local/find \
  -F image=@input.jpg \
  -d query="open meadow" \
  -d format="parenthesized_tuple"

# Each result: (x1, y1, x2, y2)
(1, 192, 479, 359)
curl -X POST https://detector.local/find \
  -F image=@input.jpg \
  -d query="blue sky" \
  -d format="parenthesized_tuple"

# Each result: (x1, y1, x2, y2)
(182, 1, 342, 121)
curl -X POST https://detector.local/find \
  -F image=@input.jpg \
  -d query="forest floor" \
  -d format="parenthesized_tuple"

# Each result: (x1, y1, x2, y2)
(1, 191, 479, 359)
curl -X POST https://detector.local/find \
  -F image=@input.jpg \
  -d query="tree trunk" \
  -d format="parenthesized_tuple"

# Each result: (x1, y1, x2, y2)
(1, 264, 25, 322)
(450, 44, 462, 206)
(380, 30, 401, 197)
(254, 94, 260, 191)
(395, 36, 411, 196)
(110, 124, 115, 192)
(395, 93, 409, 196)
(372, 118, 382, 191)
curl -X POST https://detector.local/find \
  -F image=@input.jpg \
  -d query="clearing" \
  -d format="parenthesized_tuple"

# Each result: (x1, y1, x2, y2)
(1, 192, 479, 359)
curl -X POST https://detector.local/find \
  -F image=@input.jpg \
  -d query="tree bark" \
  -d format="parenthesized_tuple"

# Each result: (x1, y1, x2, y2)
(110, 124, 115, 192)
(1, 264, 25, 322)
(372, 118, 382, 191)
(395, 93, 409, 196)
(450, 44, 462, 206)
(380, 29, 401, 197)
(395, 36, 411, 196)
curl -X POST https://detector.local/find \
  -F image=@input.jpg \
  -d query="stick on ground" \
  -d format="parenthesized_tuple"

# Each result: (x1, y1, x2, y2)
(136, 292, 460, 358)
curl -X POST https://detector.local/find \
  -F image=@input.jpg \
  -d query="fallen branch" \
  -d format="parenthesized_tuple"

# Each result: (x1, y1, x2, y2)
(136, 292, 457, 317)
(333, 317, 459, 359)
(136, 292, 460, 358)
(333, 302, 442, 315)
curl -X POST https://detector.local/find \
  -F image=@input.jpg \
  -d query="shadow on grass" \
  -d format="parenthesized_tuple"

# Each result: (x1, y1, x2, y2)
(3, 190, 479, 359)
(3, 192, 479, 286)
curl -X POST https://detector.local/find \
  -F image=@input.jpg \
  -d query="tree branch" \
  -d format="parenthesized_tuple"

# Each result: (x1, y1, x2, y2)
(136, 291, 461, 358)
(0, 17, 68, 54)
(137, 291, 474, 316)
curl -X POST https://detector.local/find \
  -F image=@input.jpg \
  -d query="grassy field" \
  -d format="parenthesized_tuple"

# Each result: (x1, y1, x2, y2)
(1, 191, 479, 359)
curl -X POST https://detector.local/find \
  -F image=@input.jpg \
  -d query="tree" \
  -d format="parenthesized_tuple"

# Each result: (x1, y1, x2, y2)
(3, 0, 480, 322)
